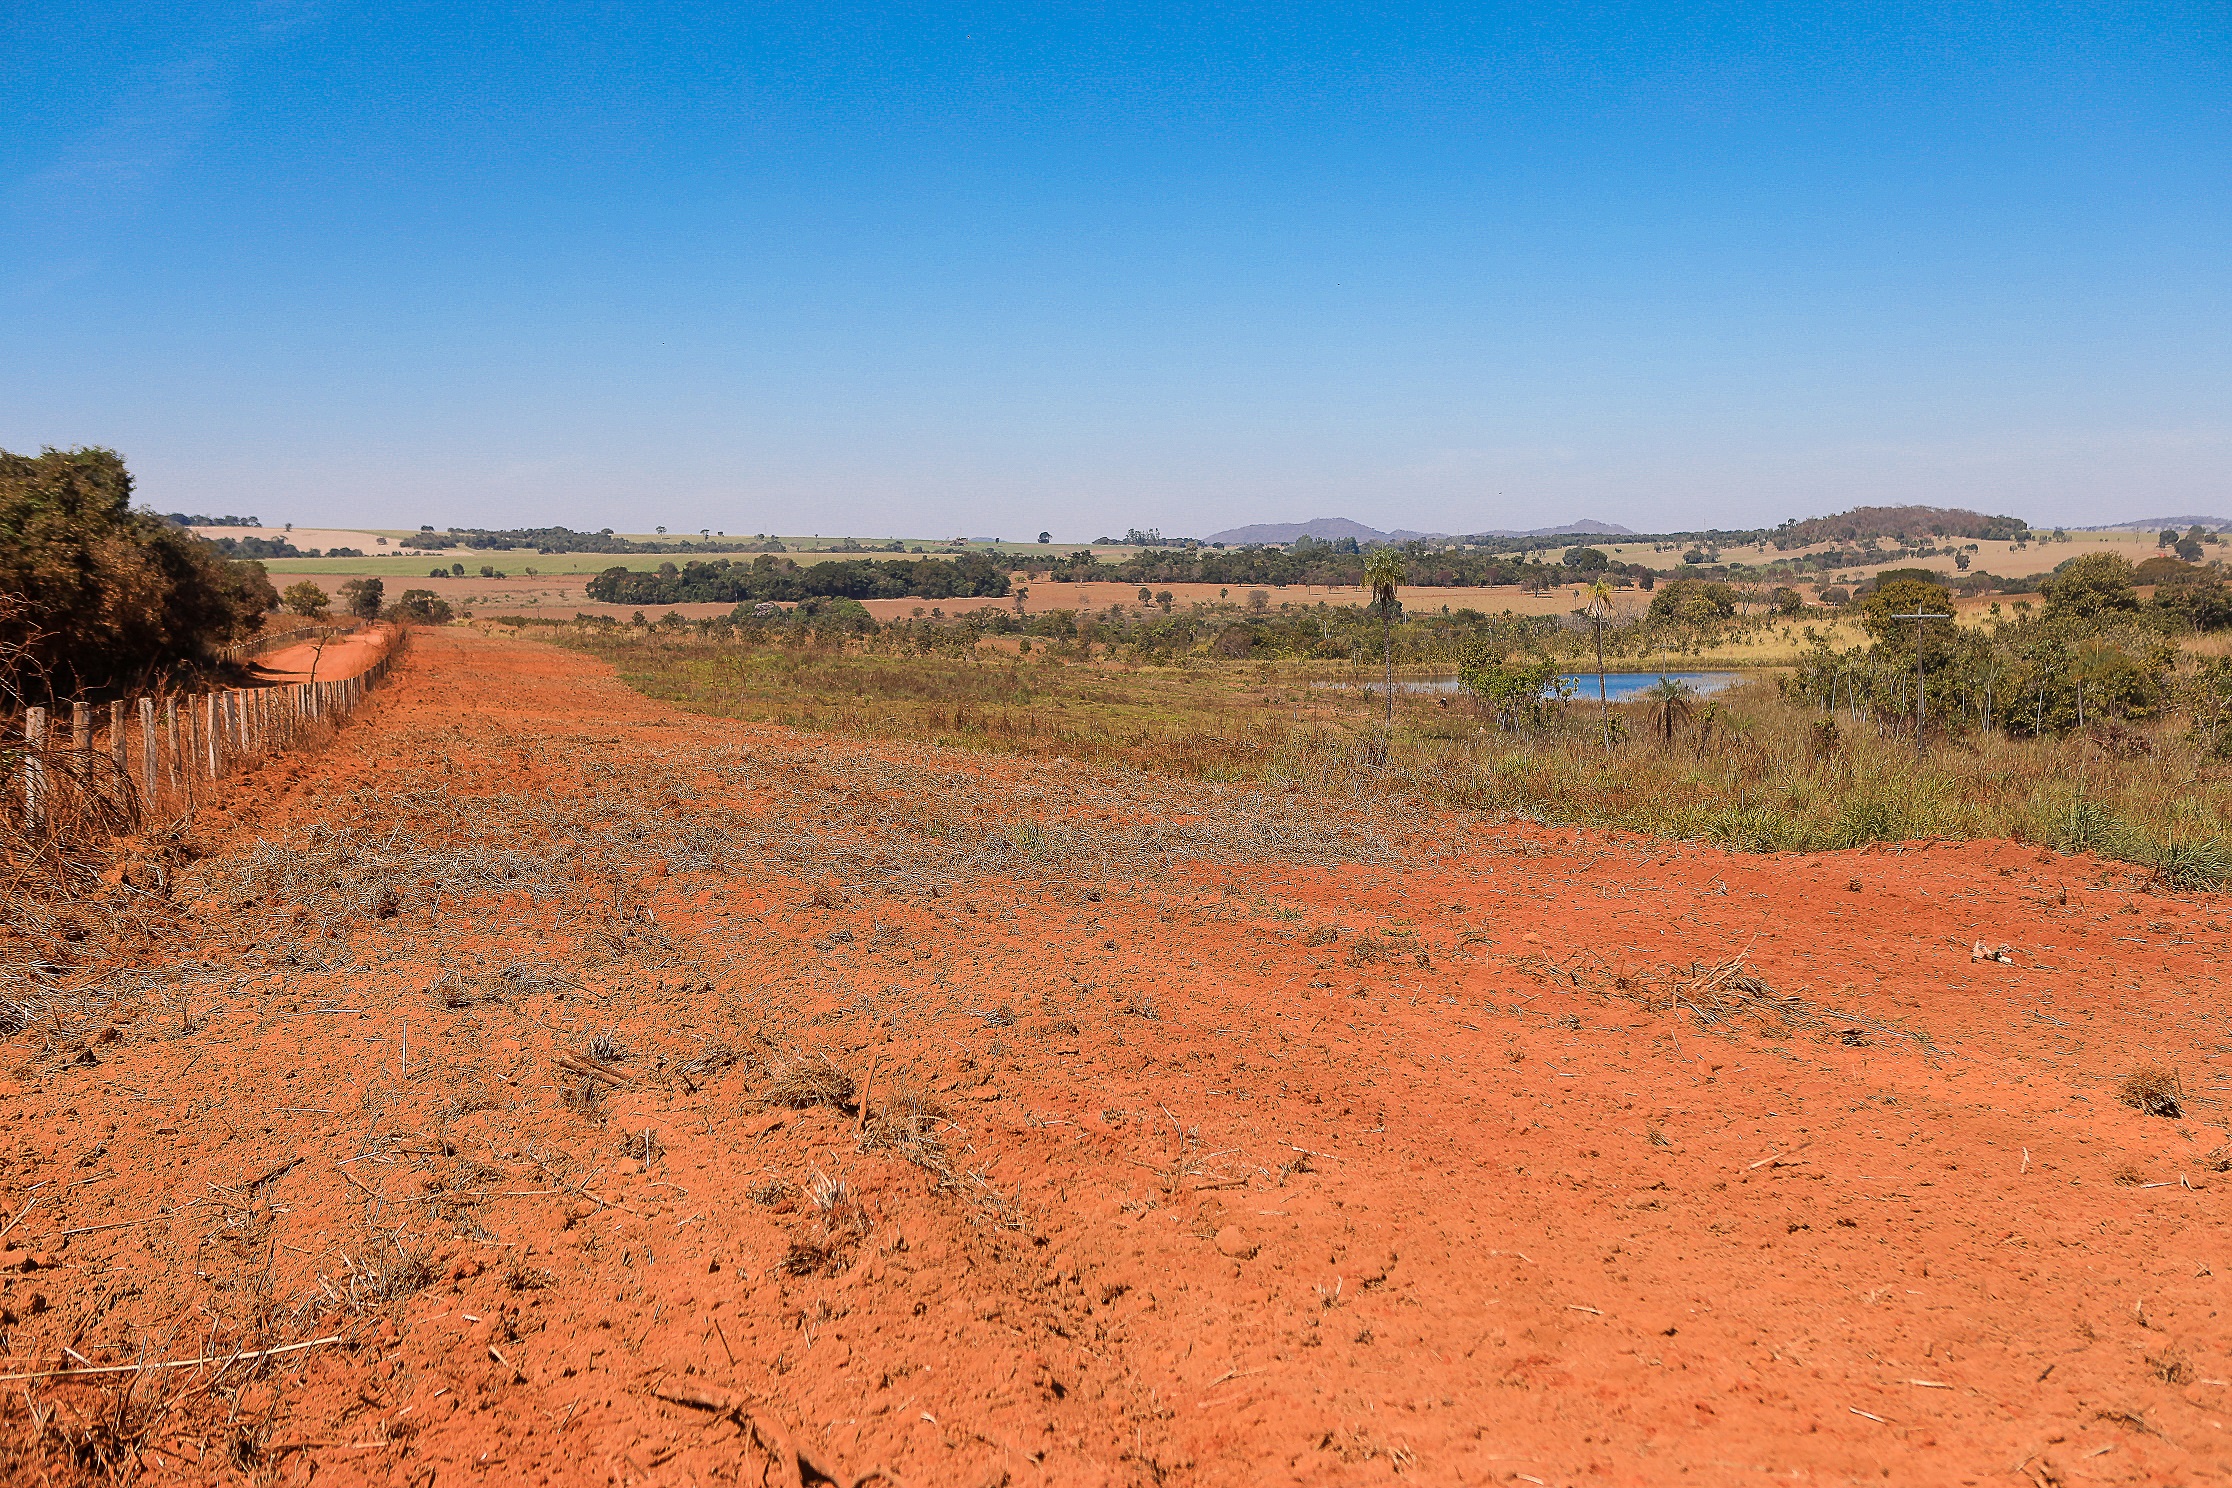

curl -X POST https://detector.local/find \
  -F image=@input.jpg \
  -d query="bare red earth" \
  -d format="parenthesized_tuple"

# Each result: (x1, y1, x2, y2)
(4, 629, 2229, 1486)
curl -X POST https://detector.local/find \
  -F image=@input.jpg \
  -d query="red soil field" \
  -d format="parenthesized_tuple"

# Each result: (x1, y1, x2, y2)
(4, 629, 2228, 1486)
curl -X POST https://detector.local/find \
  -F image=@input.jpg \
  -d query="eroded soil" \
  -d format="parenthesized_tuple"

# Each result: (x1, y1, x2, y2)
(4, 628, 2230, 1486)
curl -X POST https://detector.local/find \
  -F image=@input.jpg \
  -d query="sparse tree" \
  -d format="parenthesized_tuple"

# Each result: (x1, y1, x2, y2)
(337, 577, 384, 620)
(281, 580, 331, 618)
(1364, 547, 1406, 733)
(1585, 576, 1614, 750)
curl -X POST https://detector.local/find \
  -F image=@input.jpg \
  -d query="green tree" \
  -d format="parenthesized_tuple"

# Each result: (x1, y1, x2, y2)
(1364, 547, 1406, 732)
(387, 588, 453, 624)
(0, 445, 273, 704)
(281, 580, 331, 618)
(1859, 576, 1957, 657)
(2041, 552, 2140, 623)
(338, 577, 385, 619)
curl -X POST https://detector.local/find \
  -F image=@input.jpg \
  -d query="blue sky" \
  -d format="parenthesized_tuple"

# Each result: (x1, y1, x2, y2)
(5, 3, 2226, 538)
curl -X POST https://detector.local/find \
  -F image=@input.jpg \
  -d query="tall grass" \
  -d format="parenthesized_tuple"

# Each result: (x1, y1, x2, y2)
(555, 631, 2232, 884)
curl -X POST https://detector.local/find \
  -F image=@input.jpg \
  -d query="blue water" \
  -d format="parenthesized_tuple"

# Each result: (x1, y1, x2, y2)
(1346, 671, 1751, 699)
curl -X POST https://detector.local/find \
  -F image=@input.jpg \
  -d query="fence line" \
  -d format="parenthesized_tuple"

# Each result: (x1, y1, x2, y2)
(212, 622, 358, 667)
(13, 625, 406, 831)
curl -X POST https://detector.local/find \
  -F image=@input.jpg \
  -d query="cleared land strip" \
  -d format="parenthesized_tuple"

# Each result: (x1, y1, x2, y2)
(1, 626, 2225, 1486)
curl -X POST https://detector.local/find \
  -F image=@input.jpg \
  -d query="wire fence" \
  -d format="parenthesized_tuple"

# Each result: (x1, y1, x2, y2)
(7, 624, 406, 832)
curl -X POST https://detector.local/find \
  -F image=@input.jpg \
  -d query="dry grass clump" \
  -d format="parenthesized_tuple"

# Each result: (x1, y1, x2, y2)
(780, 1171, 871, 1276)
(330, 1231, 435, 1312)
(680, 1040, 749, 1080)
(583, 1027, 631, 1063)
(747, 1175, 799, 1207)
(1345, 931, 1397, 967)
(859, 1088, 954, 1176)
(762, 1052, 856, 1111)
(2117, 1064, 2184, 1118)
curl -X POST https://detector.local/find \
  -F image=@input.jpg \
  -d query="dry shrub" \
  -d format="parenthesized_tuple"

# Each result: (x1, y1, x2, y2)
(0, 742, 158, 994)
(559, 1075, 606, 1121)
(763, 1052, 856, 1110)
(2117, 1064, 2183, 1118)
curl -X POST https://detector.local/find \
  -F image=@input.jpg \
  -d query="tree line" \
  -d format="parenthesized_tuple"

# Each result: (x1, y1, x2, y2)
(584, 553, 1012, 605)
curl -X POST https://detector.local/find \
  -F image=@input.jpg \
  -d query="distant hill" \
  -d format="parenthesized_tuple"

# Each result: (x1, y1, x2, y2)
(2070, 515, 2232, 533)
(1470, 518, 1636, 539)
(1773, 505, 2027, 547)
(1205, 516, 1632, 545)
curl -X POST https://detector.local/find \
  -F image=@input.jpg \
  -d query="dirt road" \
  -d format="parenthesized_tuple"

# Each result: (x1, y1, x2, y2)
(3, 628, 2227, 1485)
(251, 627, 392, 685)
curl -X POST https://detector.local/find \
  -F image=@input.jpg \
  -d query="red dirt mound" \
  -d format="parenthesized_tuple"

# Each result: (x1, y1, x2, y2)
(2, 628, 2227, 1486)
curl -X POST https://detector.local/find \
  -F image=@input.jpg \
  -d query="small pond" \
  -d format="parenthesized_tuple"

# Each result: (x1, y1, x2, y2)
(1335, 671, 1752, 700)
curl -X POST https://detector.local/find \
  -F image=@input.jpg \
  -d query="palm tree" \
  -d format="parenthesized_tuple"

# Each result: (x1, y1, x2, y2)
(1586, 577, 1615, 750)
(1363, 547, 1406, 733)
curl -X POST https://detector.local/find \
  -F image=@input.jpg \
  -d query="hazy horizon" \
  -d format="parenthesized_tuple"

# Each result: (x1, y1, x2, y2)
(7, 4, 2226, 540)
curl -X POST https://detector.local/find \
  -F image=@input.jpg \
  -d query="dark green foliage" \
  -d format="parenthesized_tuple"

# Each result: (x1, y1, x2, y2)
(588, 553, 1010, 605)
(0, 446, 274, 704)
(2041, 552, 2142, 623)
(206, 534, 304, 559)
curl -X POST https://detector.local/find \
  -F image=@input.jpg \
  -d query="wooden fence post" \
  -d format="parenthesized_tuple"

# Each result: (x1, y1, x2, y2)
(72, 700, 92, 753)
(24, 706, 47, 830)
(110, 700, 127, 772)
(206, 693, 220, 780)
(139, 698, 157, 807)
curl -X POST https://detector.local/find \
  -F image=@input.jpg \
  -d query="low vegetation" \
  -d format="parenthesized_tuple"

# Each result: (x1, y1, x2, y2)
(545, 590, 2232, 886)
